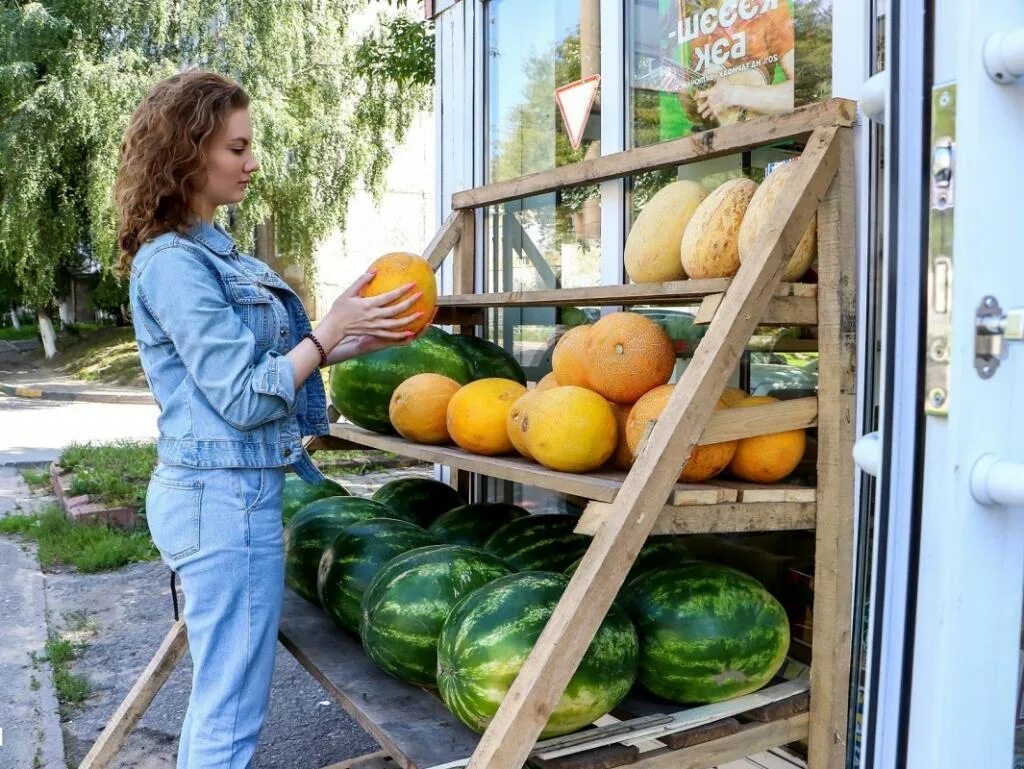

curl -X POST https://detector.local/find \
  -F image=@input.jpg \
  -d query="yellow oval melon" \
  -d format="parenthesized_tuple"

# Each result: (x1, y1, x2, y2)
(506, 389, 541, 460)
(624, 180, 709, 283)
(737, 160, 817, 282)
(389, 373, 462, 444)
(680, 177, 759, 279)
(522, 386, 617, 472)
(728, 395, 807, 482)
(446, 378, 527, 456)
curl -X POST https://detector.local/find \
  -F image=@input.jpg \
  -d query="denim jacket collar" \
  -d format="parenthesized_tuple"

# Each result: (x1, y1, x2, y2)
(186, 219, 236, 257)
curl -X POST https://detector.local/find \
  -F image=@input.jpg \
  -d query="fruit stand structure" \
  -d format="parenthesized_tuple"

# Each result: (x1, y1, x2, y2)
(78, 99, 856, 769)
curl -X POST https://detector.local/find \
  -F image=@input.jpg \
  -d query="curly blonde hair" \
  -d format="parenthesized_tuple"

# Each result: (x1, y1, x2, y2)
(115, 69, 250, 273)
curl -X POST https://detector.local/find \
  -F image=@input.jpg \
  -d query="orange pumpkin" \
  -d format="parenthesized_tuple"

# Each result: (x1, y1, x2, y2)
(583, 312, 675, 405)
(360, 251, 437, 334)
(625, 385, 737, 482)
(522, 386, 617, 473)
(389, 373, 461, 444)
(552, 326, 592, 388)
(446, 378, 527, 456)
(728, 395, 807, 483)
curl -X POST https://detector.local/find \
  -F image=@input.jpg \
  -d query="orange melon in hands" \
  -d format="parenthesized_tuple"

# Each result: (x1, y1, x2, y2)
(446, 378, 527, 456)
(728, 395, 807, 482)
(361, 251, 437, 334)
(389, 373, 461, 444)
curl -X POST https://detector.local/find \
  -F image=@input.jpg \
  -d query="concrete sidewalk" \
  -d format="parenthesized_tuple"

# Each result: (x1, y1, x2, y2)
(0, 379, 154, 405)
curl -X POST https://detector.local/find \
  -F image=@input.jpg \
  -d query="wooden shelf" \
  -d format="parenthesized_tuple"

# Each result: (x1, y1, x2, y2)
(278, 590, 811, 769)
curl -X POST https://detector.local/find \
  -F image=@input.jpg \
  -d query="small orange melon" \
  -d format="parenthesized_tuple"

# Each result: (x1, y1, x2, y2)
(446, 378, 527, 456)
(728, 395, 807, 482)
(534, 372, 560, 391)
(584, 312, 675, 405)
(389, 373, 461, 445)
(360, 251, 437, 334)
(625, 385, 737, 482)
(522, 386, 617, 473)
(552, 326, 592, 388)
(609, 402, 634, 470)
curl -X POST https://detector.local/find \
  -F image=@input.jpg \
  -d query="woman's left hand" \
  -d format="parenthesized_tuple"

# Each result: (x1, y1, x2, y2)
(325, 309, 437, 365)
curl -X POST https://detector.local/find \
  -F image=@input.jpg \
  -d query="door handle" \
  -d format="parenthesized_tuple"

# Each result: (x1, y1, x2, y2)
(853, 431, 882, 478)
(984, 26, 1024, 84)
(971, 454, 1024, 507)
(861, 70, 888, 123)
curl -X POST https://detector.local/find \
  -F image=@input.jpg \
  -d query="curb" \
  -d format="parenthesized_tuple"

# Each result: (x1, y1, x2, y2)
(0, 382, 155, 405)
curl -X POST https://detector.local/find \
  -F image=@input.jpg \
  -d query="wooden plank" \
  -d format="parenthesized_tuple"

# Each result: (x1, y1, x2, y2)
(576, 501, 816, 536)
(807, 128, 858, 769)
(462, 126, 841, 769)
(78, 621, 188, 769)
(433, 307, 485, 326)
(451, 100, 855, 209)
(624, 714, 809, 769)
(529, 743, 638, 769)
(452, 209, 475, 294)
(321, 752, 397, 769)
(278, 591, 479, 769)
(694, 294, 818, 326)
(424, 211, 465, 271)
(304, 434, 369, 453)
(659, 718, 742, 751)
(745, 692, 811, 724)
(669, 484, 739, 506)
(434, 280, 812, 309)
(711, 482, 817, 504)
(694, 397, 818, 445)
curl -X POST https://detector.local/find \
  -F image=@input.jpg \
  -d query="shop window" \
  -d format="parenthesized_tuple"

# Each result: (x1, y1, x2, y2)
(629, 0, 833, 148)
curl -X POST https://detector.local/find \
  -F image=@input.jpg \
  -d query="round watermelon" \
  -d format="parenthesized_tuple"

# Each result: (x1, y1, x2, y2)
(483, 514, 590, 572)
(317, 518, 440, 634)
(329, 326, 471, 434)
(360, 545, 513, 686)
(371, 477, 465, 527)
(284, 497, 397, 604)
(565, 537, 693, 586)
(623, 563, 790, 704)
(428, 503, 529, 548)
(437, 571, 638, 737)
(281, 475, 349, 525)
(448, 334, 527, 385)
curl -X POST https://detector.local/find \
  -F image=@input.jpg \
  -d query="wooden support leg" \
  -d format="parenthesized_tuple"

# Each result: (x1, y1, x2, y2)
(78, 621, 188, 769)
(464, 126, 843, 769)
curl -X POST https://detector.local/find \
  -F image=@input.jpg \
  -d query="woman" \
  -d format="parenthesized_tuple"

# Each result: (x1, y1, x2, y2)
(116, 69, 421, 768)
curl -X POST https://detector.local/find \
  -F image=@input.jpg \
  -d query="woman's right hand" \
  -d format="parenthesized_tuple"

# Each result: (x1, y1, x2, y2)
(320, 271, 423, 347)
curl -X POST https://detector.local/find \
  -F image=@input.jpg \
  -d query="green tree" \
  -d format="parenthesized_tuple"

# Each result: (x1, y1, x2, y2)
(0, 0, 434, 356)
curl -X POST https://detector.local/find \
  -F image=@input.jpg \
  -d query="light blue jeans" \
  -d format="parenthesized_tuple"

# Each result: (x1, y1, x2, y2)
(146, 462, 286, 769)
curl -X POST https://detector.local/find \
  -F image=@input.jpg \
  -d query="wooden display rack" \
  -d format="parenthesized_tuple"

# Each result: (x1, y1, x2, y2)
(79, 98, 856, 769)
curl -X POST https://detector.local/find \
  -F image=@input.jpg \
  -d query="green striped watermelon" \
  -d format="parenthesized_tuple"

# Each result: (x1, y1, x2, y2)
(371, 477, 465, 527)
(623, 563, 790, 704)
(437, 571, 638, 737)
(449, 335, 527, 385)
(284, 497, 397, 605)
(317, 518, 440, 634)
(483, 514, 590, 572)
(281, 475, 350, 525)
(565, 537, 693, 586)
(427, 503, 529, 548)
(360, 545, 513, 686)
(329, 326, 471, 434)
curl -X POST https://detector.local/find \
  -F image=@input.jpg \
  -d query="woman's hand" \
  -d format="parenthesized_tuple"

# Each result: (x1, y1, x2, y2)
(325, 308, 437, 365)
(695, 78, 738, 121)
(318, 271, 423, 350)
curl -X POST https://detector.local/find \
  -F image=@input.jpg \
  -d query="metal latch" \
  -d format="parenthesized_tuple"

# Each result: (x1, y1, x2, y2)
(975, 295, 1024, 378)
(931, 136, 954, 210)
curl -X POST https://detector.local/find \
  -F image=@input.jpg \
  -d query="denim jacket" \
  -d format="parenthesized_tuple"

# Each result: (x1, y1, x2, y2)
(129, 220, 329, 484)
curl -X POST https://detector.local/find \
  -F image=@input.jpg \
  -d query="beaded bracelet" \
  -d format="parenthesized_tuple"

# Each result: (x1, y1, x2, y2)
(303, 331, 328, 368)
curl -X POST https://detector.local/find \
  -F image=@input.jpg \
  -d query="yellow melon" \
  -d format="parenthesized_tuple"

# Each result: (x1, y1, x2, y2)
(360, 251, 437, 334)
(680, 177, 759, 279)
(624, 180, 709, 283)
(522, 386, 617, 472)
(625, 385, 737, 482)
(389, 373, 462, 444)
(728, 395, 807, 482)
(506, 389, 540, 460)
(737, 160, 817, 281)
(552, 325, 592, 388)
(446, 378, 527, 456)
(583, 312, 675, 405)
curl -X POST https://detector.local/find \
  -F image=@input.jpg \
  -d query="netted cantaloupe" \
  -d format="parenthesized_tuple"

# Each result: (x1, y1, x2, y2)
(737, 160, 816, 282)
(728, 395, 807, 482)
(680, 178, 759, 279)
(522, 386, 617, 472)
(583, 312, 675, 405)
(446, 378, 527, 455)
(552, 326, 592, 388)
(389, 373, 461, 444)
(625, 180, 709, 283)
(625, 386, 737, 482)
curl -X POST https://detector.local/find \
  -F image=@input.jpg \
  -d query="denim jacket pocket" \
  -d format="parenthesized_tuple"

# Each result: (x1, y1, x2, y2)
(146, 473, 203, 562)
(223, 275, 275, 346)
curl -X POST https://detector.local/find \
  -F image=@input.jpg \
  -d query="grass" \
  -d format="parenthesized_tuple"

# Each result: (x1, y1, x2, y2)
(60, 440, 157, 508)
(0, 323, 39, 341)
(0, 504, 158, 572)
(39, 635, 91, 712)
(19, 468, 52, 493)
(53, 326, 145, 386)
